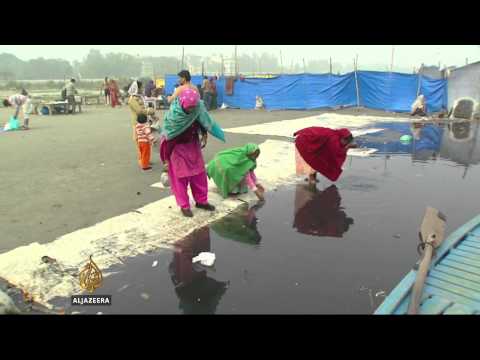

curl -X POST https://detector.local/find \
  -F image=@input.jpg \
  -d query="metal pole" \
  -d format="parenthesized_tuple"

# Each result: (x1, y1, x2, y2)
(329, 57, 332, 74)
(390, 46, 394, 72)
(417, 67, 422, 97)
(221, 55, 224, 77)
(181, 46, 185, 70)
(280, 50, 283, 74)
(303, 58, 306, 73)
(234, 45, 238, 77)
(354, 57, 360, 108)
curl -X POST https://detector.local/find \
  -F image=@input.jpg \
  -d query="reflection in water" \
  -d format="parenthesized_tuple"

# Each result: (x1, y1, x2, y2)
(412, 123, 444, 162)
(169, 227, 228, 314)
(293, 184, 354, 238)
(355, 120, 480, 174)
(440, 121, 480, 167)
(210, 203, 262, 245)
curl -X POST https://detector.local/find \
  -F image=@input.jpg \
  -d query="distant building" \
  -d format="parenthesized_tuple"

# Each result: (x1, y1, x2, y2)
(419, 64, 443, 79)
(141, 60, 154, 79)
(446, 61, 480, 109)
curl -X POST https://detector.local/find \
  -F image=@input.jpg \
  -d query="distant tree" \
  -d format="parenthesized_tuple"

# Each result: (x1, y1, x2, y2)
(79, 49, 107, 78)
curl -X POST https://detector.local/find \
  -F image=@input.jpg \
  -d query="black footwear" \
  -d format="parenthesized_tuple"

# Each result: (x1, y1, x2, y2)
(181, 208, 193, 217)
(195, 203, 215, 211)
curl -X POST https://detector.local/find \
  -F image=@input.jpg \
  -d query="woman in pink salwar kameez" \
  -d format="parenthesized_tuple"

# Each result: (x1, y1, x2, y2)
(160, 88, 216, 218)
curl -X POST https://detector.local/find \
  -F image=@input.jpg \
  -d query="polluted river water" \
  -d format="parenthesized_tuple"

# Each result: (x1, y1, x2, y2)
(48, 119, 480, 314)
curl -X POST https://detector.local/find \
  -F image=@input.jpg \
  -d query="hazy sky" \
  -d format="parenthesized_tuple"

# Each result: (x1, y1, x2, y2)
(1, 45, 479, 69)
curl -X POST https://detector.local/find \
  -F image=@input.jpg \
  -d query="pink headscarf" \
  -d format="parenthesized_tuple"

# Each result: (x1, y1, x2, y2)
(179, 88, 200, 110)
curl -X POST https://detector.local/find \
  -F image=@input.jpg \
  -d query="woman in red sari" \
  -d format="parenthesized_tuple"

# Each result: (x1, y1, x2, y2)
(294, 127, 356, 185)
(109, 79, 120, 108)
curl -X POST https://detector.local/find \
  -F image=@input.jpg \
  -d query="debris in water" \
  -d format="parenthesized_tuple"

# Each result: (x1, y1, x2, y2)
(117, 284, 129, 292)
(137, 192, 141, 196)
(375, 291, 386, 297)
(140, 293, 150, 300)
(192, 252, 216, 267)
(97, 312, 103, 315)
(393, 234, 401, 239)
(152, 260, 158, 268)
(41, 256, 56, 264)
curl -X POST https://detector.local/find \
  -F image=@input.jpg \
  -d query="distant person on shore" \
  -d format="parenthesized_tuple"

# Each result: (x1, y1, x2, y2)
(200, 76, 209, 99)
(135, 113, 155, 171)
(207, 143, 266, 201)
(2, 91, 32, 130)
(102, 77, 110, 105)
(144, 80, 156, 98)
(167, 70, 199, 104)
(64, 78, 78, 114)
(203, 77, 215, 110)
(210, 76, 218, 110)
(109, 79, 120, 108)
(411, 94, 427, 117)
(294, 127, 357, 185)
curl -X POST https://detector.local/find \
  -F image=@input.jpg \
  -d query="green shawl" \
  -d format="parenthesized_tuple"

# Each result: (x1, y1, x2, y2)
(206, 143, 259, 198)
(161, 97, 225, 142)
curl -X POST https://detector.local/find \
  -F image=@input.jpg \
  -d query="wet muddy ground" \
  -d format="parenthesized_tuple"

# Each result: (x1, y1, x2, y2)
(48, 120, 480, 314)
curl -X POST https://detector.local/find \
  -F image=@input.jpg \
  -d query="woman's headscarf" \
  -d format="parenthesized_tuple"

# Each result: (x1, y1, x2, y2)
(179, 88, 200, 109)
(206, 143, 259, 198)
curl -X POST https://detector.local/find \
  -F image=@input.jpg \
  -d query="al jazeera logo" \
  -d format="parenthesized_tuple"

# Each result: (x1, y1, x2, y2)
(71, 256, 112, 306)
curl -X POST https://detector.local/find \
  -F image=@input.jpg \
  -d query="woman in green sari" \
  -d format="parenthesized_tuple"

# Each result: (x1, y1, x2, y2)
(206, 143, 265, 201)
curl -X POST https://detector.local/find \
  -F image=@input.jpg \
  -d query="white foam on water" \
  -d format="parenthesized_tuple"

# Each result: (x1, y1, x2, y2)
(224, 113, 410, 138)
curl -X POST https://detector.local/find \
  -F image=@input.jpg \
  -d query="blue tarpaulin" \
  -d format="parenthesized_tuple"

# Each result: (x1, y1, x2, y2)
(164, 71, 448, 113)
(358, 71, 419, 112)
(420, 77, 448, 113)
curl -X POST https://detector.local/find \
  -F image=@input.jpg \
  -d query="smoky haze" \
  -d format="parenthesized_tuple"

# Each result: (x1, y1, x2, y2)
(0, 45, 479, 80)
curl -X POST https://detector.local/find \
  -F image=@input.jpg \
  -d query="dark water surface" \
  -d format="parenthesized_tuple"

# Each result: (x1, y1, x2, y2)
(55, 120, 480, 314)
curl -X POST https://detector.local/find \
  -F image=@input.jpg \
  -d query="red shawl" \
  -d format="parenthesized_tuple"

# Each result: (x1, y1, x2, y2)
(294, 127, 352, 182)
